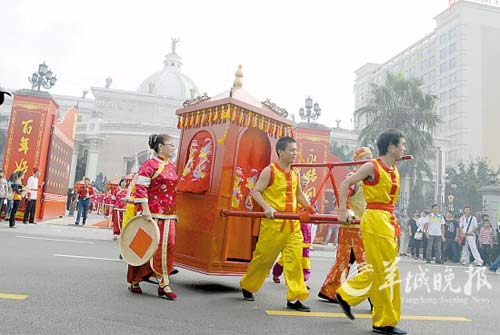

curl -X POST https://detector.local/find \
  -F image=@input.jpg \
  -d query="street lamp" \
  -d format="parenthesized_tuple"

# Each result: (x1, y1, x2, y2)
(28, 61, 57, 91)
(447, 194, 455, 213)
(298, 96, 321, 123)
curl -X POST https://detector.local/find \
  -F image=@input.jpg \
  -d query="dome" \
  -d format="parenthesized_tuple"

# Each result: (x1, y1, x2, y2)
(137, 52, 200, 100)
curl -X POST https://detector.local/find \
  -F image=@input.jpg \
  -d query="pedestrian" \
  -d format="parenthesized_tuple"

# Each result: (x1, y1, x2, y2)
(318, 146, 372, 304)
(442, 211, 460, 263)
(425, 204, 445, 264)
(111, 178, 127, 241)
(458, 206, 483, 266)
(75, 178, 94, 225)
(335, 129, 407, 335)
(0, 169, 7, 218)
(127, 134, 178, 300)
(398, 210, 410, 256)
(417, 211, 428, 259)
(479, 220, 494, 266)
(9, 171, 25, 228)
(409, 212, 421, 259)
(23, 166, 41, 224)
(240, 136, 312, 312)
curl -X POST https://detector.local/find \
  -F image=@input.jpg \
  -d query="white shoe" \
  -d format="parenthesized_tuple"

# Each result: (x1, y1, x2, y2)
(488, 269, 500, 275)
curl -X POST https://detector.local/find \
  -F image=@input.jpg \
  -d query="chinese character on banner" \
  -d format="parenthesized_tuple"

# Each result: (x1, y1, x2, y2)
(14, 158, 29, 173)
(18, 136, 30, 154)
(305, 168, 318, 183)
(307, 153, 317, 163)
(22, 119, 33, 135)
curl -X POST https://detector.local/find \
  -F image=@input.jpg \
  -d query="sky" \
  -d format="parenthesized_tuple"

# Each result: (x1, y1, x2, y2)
(0, 0, 451, 129)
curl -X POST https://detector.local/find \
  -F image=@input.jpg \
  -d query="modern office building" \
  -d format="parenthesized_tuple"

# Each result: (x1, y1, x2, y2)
(354, 0, 500, 168)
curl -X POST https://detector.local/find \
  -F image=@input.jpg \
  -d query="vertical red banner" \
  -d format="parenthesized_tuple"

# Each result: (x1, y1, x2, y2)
(2, 92, 58, 221)
(295, 126, 331, 214)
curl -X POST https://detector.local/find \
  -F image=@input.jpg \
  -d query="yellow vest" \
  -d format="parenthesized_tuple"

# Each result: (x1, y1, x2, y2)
(261, 163, 300, 232)
(360, 158, 400, 239)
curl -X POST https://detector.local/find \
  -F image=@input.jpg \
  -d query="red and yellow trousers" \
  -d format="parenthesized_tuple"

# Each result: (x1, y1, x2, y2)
(319, 226, 366, 299)
(127, 218, 176, 288)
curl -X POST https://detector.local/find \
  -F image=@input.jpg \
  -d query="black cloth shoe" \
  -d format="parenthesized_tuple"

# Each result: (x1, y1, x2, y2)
(242, 289, 255, 301)
(170, 268, 179, 275)
(368, 297, 373, 312)
(286, 300, 311, 312)
(372, 326, 407, 334)
(318, 292, 338, 303)
(335, 293, 355, 320)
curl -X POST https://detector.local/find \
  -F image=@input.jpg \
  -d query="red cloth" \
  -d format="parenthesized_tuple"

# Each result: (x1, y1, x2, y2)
(133, 156, 177, 216)
(77, 185, 94, 199)
(127, 219, 176, 284)
(112, 189, 127, 235)
(319, 227, 366, 299)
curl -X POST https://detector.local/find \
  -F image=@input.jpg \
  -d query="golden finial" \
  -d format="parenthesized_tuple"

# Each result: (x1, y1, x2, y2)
(233, 64, 243, 89)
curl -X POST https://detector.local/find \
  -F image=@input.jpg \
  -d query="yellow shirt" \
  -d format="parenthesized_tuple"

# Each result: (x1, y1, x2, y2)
(360, 158, 400, 239)
(261, 163, 300, 232)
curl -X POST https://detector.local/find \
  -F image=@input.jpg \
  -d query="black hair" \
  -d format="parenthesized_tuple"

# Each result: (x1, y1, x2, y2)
(149, 133, 172, 153)
(84, 177, 90, 182)
(119, 178, 126, 186)
(463, 205, 471, 210)
(376, 129, 404, 156)
(275, 136, 296, 157)
(432, 204, 439, 209)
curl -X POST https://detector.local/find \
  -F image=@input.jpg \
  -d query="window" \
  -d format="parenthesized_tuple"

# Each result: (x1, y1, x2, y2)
(440, 62, 448, 73)
(440, 47, 448, 59)
(440, 91, 448, 102)
(449, 57, 457, 70)
(449, 87, 457, 99)
(449, 72, 457, 85)
(440, 77, 448, 89)
(440, 34, 447, 45)
(429, 56, 436, 67)
(449, 42, 457, 54)
(448, 26, 457, 40)
(449, 103, 457, 116)
(429, 70, 436, 81)
(439, 106, 448, 118)
(409, 67, 416, 77)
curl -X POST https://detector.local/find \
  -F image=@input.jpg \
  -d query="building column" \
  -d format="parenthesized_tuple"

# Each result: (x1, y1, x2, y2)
(68, 142, 80, 187)
(85, 138, 101, 182)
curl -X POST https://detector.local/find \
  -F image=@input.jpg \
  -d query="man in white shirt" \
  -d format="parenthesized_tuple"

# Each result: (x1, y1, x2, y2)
(459, 205, 483, 266)
(23, 166, 41, 224)
(424, 204, 445, 264)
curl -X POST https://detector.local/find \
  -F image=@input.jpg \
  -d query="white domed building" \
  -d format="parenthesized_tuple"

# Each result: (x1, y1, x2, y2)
(65, 45, 201, 182)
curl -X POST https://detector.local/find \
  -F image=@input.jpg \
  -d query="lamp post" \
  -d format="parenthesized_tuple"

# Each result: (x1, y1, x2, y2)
(447, 194, 455, 213)
(28, 61, 57, 91)
(298, 96, 321, 123)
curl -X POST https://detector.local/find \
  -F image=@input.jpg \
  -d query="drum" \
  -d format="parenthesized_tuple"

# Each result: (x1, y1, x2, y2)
(119, 215, 160, 266)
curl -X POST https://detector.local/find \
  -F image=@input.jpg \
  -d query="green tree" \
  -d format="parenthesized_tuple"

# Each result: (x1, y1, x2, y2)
(445, 159, 499, 213)
(354, 72, 440, 210)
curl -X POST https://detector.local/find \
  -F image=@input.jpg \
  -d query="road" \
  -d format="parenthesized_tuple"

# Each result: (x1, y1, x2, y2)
(0, 219, 498, 335)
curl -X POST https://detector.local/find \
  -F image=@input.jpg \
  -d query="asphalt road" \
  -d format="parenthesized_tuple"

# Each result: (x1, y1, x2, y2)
(0, 221, 498, 335)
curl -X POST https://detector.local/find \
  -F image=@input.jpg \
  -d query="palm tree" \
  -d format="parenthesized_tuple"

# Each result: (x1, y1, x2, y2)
(354, 72, 440, 210)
